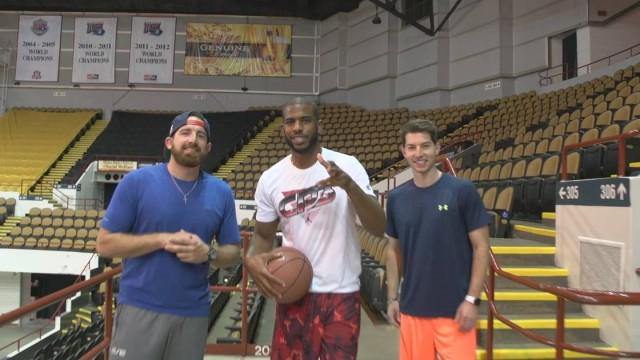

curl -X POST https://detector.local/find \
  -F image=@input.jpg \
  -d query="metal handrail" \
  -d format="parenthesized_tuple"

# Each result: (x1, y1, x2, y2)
(0, 267, 120, 360)
(485, 250, 640, 359)
(560, 129, 640, 179)
(539, 42, 640, 86)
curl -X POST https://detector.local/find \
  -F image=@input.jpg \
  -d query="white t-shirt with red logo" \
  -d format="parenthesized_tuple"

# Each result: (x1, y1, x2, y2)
(255, 148, 375, 293)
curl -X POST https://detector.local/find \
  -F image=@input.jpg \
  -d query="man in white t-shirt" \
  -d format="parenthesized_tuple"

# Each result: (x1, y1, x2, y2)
(246, 97, 385, 359)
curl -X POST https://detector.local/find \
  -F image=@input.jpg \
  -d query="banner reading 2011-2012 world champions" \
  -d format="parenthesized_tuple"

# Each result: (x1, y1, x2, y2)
(15, 15, 62, 82)
(129, 17, 176, 84)
(72, 17, 117, 83)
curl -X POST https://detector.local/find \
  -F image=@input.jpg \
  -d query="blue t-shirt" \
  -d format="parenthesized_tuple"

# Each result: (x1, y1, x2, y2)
(101, 164, 240, 317)
(385, 173, 489, 318)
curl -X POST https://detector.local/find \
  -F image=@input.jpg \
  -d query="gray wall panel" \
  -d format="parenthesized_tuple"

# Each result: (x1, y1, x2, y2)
(397, 41, 438, 75)
(348, 55, 388, 87)
(347, 32, 389, 67)
(449, 22, 500, 62)
(450, 48, 501, 86)
(319, 29, 339, 55)
(320, 48, 339, 72)
(396, 65, 438, 99)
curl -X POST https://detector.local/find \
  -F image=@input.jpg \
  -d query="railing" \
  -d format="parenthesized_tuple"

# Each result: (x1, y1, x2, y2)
(485, 250, 640, 359)
(0, 232, 263, 358)
(539, 42, 640, 86)
(560, 129, 640, 179)
(0, 254, 97, 355)
(0, 267, 120, 360)
(204, 232, 261, 355)
(52, 186, 104, 210)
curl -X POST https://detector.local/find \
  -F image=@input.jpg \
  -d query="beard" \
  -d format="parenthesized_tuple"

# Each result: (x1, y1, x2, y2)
(170, 145, 205, 168)
(284, 131, 320, 155)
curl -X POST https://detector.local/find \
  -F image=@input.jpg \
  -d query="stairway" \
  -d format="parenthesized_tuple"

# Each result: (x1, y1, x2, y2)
(214, 117, 282, 179)
(28, 120, 108, 201)
(0, 216, 20, 237)
(476, 217, 616, 359)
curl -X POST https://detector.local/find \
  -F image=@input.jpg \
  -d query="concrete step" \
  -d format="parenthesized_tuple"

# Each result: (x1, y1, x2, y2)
(511, 221, 556, 245)
(477, 315, 600, 345)
(479, 291, 583, 315)
(496, 267, 568, 290)
(491, 237, 556, 267)
(476, 343, 616, 359)
(542, 212, 556, 227)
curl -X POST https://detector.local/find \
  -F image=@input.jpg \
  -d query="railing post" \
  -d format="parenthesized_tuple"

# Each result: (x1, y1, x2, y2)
(560, 146, 568, 180)
(618, 138, 626, 177)
(555, 297, 566, 360)
(240, 233, 250, 352)
(104, 278, 113, 360)
(486, 267, 496, 360)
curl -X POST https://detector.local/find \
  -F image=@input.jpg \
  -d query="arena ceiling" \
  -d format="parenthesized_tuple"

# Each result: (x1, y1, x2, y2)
(0, 0, 362, 20)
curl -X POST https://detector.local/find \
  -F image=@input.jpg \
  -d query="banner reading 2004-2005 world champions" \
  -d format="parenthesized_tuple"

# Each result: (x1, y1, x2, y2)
(184, 23, 291, 77)
(15, 15, 62, 82)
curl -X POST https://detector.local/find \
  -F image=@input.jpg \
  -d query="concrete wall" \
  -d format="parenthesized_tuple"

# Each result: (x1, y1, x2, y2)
(320, 0, 638, 110)
(1, 2, 638, 115)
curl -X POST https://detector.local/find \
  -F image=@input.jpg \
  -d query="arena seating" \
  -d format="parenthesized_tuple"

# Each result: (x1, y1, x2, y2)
(0, 207, 103, 251)
(61, 110, 273, 185)
(457, 63, 640, 219)
(225, 100, 495, 200)
(0, 110, 98, 193)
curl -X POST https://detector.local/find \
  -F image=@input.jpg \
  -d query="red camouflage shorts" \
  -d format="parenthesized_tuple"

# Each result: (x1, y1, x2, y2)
(271, 291, 361, 360)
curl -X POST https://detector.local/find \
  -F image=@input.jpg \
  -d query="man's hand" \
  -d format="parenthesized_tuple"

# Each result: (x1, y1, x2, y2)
(164, 230, 209, 264)
(317, 154, 356, 191)
(386, 299, 401, 327)
(454, 301, 478, 332)
(245, 252, 286, 299)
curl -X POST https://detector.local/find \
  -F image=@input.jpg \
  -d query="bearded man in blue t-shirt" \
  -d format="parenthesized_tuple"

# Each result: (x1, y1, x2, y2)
(97, 112, 241, 360)
(385, 118, 490, 360)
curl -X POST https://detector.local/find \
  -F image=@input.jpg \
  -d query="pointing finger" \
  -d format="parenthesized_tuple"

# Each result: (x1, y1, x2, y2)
(317, 154, 332, 170)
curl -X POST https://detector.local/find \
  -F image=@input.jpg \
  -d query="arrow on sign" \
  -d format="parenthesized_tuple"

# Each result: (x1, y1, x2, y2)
(617, 183, 627, 200)
(558, 187, 566, 200)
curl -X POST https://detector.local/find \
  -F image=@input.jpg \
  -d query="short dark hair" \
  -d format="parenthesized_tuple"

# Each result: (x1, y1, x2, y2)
(399, 118, 439, 145)
(281, 97, 319, 121)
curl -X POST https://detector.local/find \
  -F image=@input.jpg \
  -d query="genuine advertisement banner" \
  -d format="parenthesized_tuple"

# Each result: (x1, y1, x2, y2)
(15, 15, 62, 82)
(72, 17, 117, 83)
(184, 23, 291, 77)
(129, 17, 176, 84)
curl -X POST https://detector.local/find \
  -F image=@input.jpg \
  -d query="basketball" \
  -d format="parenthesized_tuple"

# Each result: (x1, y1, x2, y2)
(267, 246, 313, 304)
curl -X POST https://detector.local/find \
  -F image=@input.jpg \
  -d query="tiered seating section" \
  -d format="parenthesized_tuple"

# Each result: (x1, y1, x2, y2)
(225, 102, 494, 199)
(31, 316, 104, 360)
(62, 110, 274, 185)
(0, 110, 97, 193)
(0, 208, 103, 251)
(0, 197, 16, 226)
(457, 64, 640, 219)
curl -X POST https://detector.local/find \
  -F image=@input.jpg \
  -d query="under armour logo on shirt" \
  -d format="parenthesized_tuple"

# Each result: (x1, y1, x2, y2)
(438, 204, 449, 211)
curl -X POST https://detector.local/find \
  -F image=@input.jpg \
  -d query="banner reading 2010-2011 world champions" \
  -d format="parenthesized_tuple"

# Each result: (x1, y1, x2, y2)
(128, 17, 176, 84)
(15, 15, 62, 82)
(72, 17, 117, 83)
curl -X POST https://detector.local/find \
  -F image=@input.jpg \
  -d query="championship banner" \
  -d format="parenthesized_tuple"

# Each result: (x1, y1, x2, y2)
(72, 17, 117, 83)
(15, 15, 62, 82)
(129, 17, 176, 84)
(185, 23, 291, 77)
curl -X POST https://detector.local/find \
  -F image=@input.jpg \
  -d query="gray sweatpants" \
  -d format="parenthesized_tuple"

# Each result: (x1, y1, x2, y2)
(109, 304, 208, 360)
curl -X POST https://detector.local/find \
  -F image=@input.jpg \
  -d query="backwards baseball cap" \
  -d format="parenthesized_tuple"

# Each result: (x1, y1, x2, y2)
(169, 111, 211, 140)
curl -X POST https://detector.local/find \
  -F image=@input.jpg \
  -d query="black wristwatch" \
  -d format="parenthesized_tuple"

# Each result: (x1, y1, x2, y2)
(465, 295, 481, 306)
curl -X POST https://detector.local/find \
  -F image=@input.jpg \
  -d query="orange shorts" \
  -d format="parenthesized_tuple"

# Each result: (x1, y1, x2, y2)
(399, 314, 476, 360)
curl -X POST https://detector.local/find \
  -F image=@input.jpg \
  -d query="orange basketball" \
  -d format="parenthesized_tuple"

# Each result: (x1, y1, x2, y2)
(267, 246, 313, 304)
